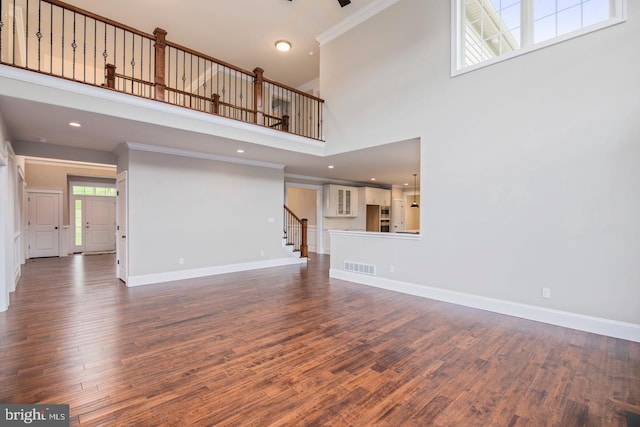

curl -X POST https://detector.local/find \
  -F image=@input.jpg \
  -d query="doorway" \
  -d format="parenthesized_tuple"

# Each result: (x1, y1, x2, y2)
(285, 183, 323, 254)
(70, 182, 116, 254)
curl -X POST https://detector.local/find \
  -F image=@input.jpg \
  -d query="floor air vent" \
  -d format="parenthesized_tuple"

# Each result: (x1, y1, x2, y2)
(344, 261, 376, 275)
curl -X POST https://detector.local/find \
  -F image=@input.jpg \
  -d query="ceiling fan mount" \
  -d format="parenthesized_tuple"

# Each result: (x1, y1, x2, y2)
(288, 0, 351, 7)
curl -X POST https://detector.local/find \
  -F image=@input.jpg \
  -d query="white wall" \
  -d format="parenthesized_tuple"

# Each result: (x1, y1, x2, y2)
(0, 117, 9, 311)
(322, 0, 640, 326)
(127, 148, 290, 282)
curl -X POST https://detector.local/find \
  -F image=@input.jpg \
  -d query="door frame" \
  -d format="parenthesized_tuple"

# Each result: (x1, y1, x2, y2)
(69, 180, 116, 254)
(284, 182, 324, 254)
(26, 188, 62, 259)
(116, 171, 128, 284)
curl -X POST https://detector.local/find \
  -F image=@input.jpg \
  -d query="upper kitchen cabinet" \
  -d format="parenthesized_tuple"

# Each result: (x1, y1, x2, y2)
(324, 185, 358, 217)
(364, 187, 391, 206)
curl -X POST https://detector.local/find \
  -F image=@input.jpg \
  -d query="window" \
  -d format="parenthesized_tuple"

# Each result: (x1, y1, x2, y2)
(453, 0, 626, 74)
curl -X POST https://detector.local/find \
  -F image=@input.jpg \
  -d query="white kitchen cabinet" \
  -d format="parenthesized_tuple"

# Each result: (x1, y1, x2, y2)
(364, 187, 391, 206)
(324, 185, 358, 217)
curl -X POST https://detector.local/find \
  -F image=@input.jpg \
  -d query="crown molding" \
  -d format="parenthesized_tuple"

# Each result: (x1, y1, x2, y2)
(125, 142, 285, 170)
(316, 0, 399, 47)
(24, 156, 117, 171)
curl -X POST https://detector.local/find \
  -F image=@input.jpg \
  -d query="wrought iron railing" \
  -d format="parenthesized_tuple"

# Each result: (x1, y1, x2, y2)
(0, 0, 324, 140)
(284, 205, 308, 258)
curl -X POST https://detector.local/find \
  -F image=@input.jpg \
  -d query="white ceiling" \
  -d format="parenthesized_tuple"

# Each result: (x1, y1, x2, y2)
(1, 0, 420, 187)
(60, 0, 382, 88)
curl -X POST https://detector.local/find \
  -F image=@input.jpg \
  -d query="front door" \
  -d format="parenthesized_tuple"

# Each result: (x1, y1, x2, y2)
(85, 196, 116, 252)
(28, 191, 61, 258)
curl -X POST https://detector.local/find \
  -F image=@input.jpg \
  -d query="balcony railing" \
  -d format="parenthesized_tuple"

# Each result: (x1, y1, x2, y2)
(0, 0, 324, 140)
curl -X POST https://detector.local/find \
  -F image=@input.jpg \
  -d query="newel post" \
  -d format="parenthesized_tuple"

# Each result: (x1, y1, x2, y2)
(212, 93, 220, 115)
(301, 218, 308, 258)
(153, 28, 168, 102)
(105, 64, 116, 89)
(253, 67, 264, 126)
(282, 115, 290, 133)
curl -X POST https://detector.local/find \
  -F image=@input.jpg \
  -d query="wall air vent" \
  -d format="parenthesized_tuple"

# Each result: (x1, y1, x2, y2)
(344, 261, 376, 276)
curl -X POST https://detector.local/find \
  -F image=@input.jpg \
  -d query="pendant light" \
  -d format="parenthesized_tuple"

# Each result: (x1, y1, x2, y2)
(411, 173, 419, 208)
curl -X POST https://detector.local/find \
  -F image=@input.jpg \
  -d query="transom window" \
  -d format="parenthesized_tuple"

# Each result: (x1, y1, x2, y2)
(453, 0, 626, 74)
(72, 185, 117, 197)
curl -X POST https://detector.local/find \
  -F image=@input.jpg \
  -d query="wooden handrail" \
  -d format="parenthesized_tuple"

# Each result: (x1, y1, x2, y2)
(263, 77, 326, 103)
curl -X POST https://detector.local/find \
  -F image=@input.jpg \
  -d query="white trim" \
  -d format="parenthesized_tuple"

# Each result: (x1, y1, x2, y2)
(127, 258, 302, 287)
(26, 189, 63, 258)
(330, 270, 640, 343)
(316, 0, 400, 46)
(24, 156, 116, 171)
(0, 65, 325, 147)
(451, 0, 627, 77)
(329, 229, 421, 240)
(0, 142, 8, 166)
(125, 142, 285, 170)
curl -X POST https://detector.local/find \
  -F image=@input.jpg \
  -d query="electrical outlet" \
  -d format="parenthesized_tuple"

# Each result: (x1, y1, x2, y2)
(542, 287, 551, 299)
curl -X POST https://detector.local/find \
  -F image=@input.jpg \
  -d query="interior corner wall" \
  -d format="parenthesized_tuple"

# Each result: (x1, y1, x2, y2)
(320, 0, 640, 324)
(127, 149, 286, 277)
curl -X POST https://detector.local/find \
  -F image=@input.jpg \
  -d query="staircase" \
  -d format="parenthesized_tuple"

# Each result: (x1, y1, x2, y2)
(283, 205, 308, 262)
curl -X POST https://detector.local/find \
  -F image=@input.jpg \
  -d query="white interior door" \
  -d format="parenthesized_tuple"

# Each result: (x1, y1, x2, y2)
(28, 191, 61, 258)
(85, 196, 116, 252)
(116, 172, 128, 283)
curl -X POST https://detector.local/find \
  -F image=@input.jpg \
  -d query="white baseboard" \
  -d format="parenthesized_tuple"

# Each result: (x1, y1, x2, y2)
(330, 269, 640, 343)
(128, 258, 301, 287)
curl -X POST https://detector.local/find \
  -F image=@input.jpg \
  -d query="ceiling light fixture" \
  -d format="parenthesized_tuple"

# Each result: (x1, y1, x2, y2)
(275, 40, 292, 52)
(69, 121, 81, 127)
(237, 149, 245, 153)
(411, 173, 420, 208)
(328, 165, 334, 169)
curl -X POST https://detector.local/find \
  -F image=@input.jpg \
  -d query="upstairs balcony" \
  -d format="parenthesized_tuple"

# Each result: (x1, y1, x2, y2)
(0, 0, 325, 141)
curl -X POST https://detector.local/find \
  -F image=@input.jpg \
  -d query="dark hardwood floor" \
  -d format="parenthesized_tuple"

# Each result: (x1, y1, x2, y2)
(0, 254, 638, 426)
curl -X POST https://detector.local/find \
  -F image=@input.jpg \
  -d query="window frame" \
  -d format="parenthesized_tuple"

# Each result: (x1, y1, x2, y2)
(451, 0, 627, 76)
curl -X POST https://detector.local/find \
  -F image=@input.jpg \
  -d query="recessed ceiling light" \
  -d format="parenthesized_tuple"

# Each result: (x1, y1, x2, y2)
(37, 137, 48, 143)
(69, 121, 81, 127)
(275, 40, 292, 52)
(328, 165, 334, 169)
(237, 149, 245, 153)
(404, 183, 409, 186)
(370, 178, 376, 181)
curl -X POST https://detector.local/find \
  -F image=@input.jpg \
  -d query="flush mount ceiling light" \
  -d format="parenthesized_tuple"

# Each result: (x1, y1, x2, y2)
(68, 121, 82, 127)
(275, 40, 291, 52)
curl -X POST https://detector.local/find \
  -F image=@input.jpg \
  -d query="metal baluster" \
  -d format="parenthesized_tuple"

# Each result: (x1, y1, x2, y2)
(72, 12, 77, 79)
(131, 32, 135, 94)
(25, 0, 28, 68)
(37, 0, 42, 71)
(49, 3, 53, 73)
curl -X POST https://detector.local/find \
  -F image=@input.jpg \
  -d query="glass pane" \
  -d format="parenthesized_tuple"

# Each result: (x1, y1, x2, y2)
(72, 186, 84, 195)
(96, 187, 107, 196)
(84, 187, 95, 196)
(534, 14, 557, 43)
(75, 200, 83, 246)
(557, 5, 582, 36)
(583, 0, 610, 26)
(535, 0, 557, 20)
(107, 188, 117, 197)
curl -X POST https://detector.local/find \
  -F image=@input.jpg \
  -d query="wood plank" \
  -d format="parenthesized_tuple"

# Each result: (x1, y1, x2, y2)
(0, 253, 637, 425)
